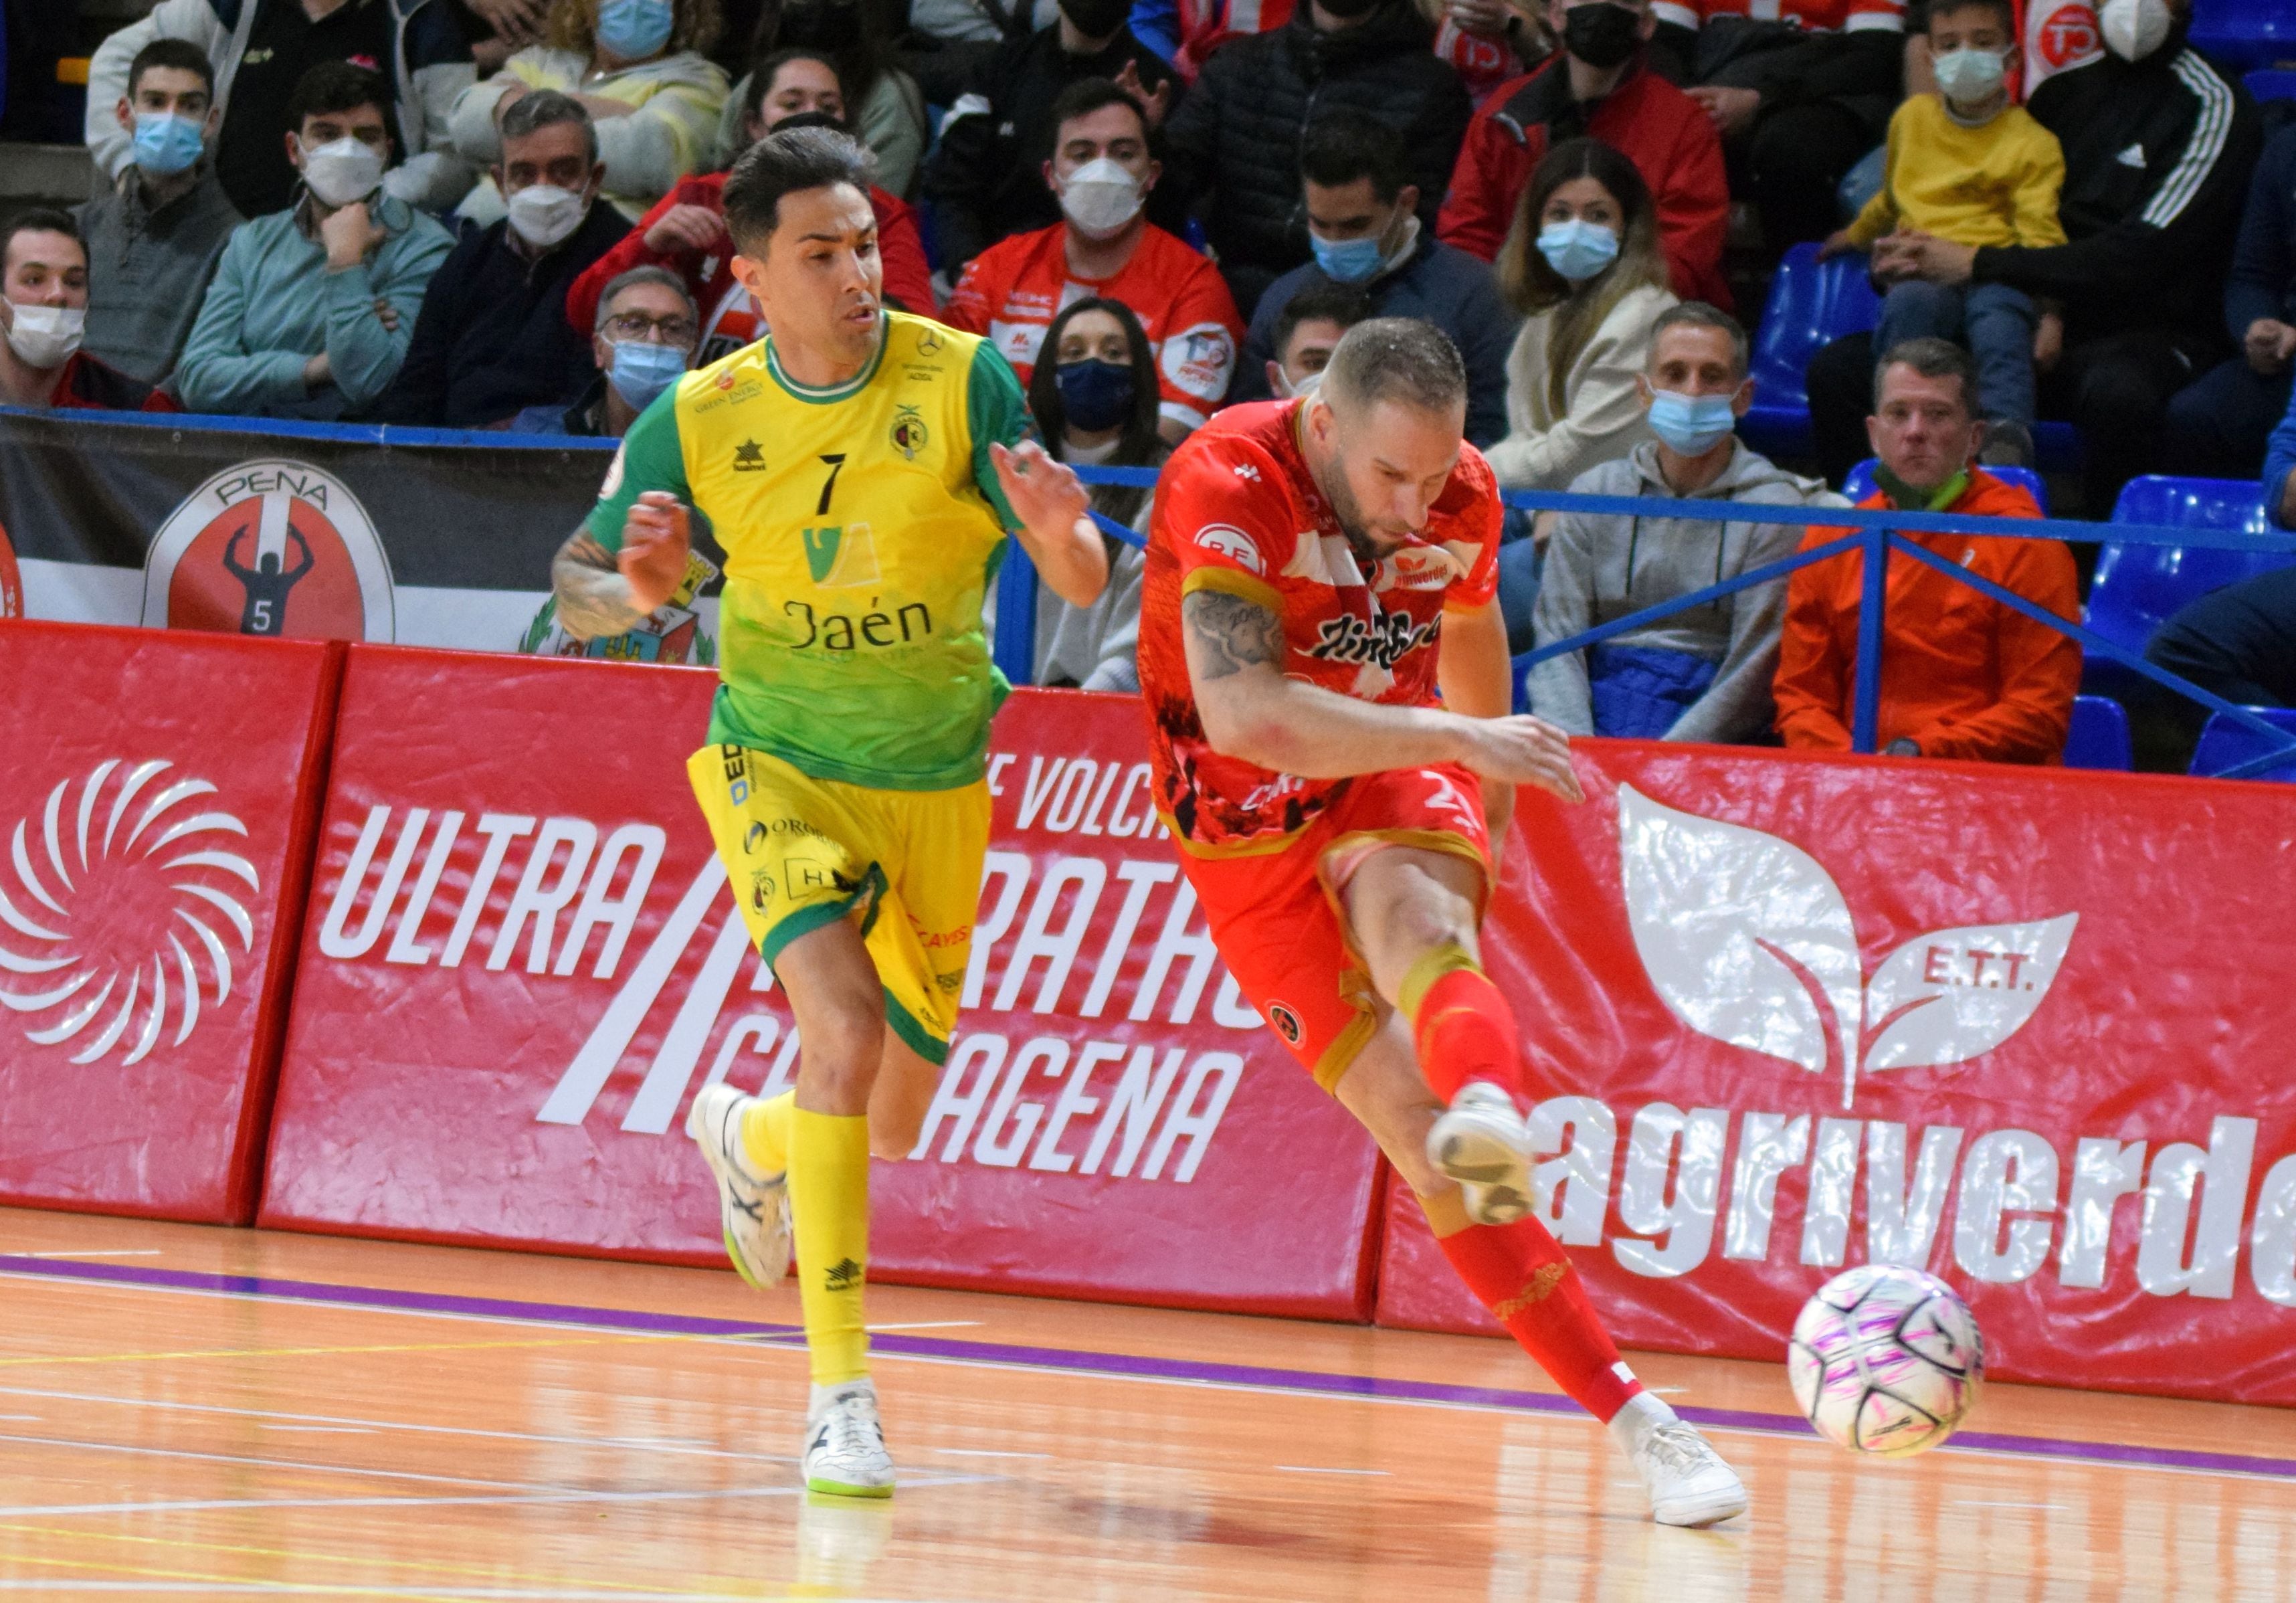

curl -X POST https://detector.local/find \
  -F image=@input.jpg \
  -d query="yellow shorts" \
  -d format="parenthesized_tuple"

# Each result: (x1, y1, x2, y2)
(687, 743, 989, 1066)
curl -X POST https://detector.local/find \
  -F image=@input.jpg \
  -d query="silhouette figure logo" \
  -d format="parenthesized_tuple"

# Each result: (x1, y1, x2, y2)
(141, 460, 393, 641)
(0, 761, 258, 1064)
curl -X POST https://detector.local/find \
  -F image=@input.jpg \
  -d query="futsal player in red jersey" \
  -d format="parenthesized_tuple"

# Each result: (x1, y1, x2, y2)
(1134, 318, 1747, 1526)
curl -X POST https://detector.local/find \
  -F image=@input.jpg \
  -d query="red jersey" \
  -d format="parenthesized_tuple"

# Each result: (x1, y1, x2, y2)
(1136, 399, 1503, 854)
(941, 222, 1243, 433)
(1650, 0, 1903, 31)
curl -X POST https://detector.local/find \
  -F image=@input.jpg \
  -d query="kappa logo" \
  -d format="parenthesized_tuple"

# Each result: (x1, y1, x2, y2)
(1617, 785, 2077, 1110)
(142, 459, 393, 642)
(1193, 524, 1263, 574)
(0, 761, 258, 1064)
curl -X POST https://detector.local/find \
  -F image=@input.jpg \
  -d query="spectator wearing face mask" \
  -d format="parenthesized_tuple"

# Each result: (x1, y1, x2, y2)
(2161, 122, 2296, 480)
(1818, 0, 2063, 467)
(1229, 116, 1513, 444)
(0, 213, 179, 413)
(565, 58, 932, 361)
(1485, 136, 1675, 489)
(1261, 278, 1372, 398)
(716, 0, 931, 198)
(84, 0, 477, 219)
(923, 0, 1183, 271)
(375, 92, 628, 425)
(1525, 302, 1842, 733)
(1438, 0, 1727, 310)
(75, 39, 244, 391)
(512, 264, 698, 431)
(942, 79, 1240, 442)
(177, 62, 456, 418)
(452, 0, 730, 223)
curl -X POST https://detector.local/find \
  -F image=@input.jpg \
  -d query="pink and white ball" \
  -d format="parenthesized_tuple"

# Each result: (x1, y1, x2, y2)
(1788, 1265, 1985, 1458)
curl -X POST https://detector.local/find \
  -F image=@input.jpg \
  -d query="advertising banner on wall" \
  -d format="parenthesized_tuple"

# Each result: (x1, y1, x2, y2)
(260, 650, 1384, 1321)
(1375, 744, 2296, 1408)
(0, 620, 337, 1221)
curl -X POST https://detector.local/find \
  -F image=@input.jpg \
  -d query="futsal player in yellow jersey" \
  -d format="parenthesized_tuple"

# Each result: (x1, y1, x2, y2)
(551, 127, 1108, 1497)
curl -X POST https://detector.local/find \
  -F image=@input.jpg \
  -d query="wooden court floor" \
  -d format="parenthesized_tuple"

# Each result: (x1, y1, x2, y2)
(0, 1208, 2291, 1600)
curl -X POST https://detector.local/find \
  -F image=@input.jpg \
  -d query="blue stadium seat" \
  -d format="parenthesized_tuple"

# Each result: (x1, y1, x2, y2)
(2064, 695, 2133, 770)
(2191, 1, 2296, 71)
(2084, 478, 2296, 694)
(2249, 69, 2296, 102)
(2190, 706, 2296, 781)
(1742, 244, 1880, 459)
(1841, 458, 2050, 512)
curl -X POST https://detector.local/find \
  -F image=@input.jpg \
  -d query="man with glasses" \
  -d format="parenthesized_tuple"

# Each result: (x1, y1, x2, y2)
(511, 265, 698, 436)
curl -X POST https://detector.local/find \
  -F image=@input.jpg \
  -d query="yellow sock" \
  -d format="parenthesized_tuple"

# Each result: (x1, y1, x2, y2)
(739, 1090, 795, 1174)
(788, 1107, 871, 1386)
(1396, 939, 1480, 1025)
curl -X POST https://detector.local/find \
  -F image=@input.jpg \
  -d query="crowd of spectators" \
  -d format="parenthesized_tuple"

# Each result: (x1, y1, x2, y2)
(7, 0, 2295, 756)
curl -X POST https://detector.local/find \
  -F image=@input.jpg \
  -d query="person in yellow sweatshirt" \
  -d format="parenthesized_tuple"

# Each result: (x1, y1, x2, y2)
(1820, 0, 2063, 467)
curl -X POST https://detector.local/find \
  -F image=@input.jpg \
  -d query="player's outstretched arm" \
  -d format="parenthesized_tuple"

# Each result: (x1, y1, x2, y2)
(1183, 589, 1584, 802)
(991, 440, 1110, 607)
(552, 492, 692, 640)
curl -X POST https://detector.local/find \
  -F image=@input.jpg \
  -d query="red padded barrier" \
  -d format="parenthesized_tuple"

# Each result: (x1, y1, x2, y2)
(260, 648, 1381, 1320)
(0, 620, 338, 1222)
(1374, 741, 2296, 1408)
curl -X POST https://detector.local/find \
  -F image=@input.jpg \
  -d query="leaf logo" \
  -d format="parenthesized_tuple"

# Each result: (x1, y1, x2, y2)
(0, 761, 258, 1064)
(1618, 785, 2075, 1109)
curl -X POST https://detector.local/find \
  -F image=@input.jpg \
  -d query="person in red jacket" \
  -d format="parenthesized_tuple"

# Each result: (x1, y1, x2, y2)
(563, 50, 933, 364)
(1774, 337, 2079, 763)
(1436, 0, 1728, 308)
(0, 211, 177, 413)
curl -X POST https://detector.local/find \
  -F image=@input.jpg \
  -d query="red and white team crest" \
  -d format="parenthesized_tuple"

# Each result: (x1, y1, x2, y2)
(0, 517, 20, 618)
(2027, 0, 2101, 83)
(140, 460, 394, 642)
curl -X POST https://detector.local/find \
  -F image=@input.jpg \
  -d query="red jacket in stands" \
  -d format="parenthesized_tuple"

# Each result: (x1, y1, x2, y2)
(1436, 58, 1731, 310)
(1175, 0, 1292, 79)
(52, 351, 177, 413)
(564, 171, 935, 367)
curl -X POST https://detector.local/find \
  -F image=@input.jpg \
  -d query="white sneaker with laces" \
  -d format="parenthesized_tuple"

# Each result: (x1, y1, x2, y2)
(804, 1379, 896, 1498)
(1426, 1082, 1535, 1224)
(684, 1083, 789, 1290)
(1610, 1392, 1749, 1527)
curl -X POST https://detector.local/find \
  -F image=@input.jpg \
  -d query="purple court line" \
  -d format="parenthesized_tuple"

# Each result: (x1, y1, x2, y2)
(6, 1253, 2291, 1483)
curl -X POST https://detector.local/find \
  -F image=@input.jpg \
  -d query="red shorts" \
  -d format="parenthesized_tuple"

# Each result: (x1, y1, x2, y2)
(1175, 763, 1491, 1091)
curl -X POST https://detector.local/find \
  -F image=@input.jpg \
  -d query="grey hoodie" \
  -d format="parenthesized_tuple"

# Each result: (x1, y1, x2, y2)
(1527, 438, 1846, 745)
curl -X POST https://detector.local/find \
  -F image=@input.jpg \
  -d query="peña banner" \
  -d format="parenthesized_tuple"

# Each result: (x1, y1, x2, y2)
(260, 650, 1385, 1320)
(1377, 744, 2296, 1408)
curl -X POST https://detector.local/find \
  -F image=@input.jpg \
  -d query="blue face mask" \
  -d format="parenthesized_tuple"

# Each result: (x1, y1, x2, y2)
(1311, 229, 1387, 285)
(131, 111, 205, 176)
(1056, 358, 1137, 434)
(1537, 217, 1620, 283)
(609, 339, 688, 411)
(1645, 388, 1739, 455)
(596, 0, 676, 60)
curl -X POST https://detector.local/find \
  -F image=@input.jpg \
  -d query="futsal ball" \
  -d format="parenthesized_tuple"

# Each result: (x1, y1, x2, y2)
(1786, 1264, 1984, 1458)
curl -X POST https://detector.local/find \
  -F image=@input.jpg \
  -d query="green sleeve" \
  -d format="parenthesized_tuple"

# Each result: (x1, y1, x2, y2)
(583, 386, 691, 551)
(966, 339, 1036, 532)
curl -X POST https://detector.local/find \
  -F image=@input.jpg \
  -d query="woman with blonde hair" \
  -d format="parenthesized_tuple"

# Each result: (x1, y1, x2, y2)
(1486, 134, 1676, 490)
(452, 0, 731, 222)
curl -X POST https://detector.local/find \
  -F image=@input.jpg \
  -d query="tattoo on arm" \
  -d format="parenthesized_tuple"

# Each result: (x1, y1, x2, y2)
(1181, 589, 1284, 682)
(551, 529, 644, 641)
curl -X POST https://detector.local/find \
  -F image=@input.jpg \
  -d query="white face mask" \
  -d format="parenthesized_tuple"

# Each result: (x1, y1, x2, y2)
(506, 183, 591, 249)
(2098, 0, 2172, 62)
(1932, 45, 2008, 108)
(4, 303, 86, 369)
(298, 134, 385, 207)
(1058, 157, 1145, 240)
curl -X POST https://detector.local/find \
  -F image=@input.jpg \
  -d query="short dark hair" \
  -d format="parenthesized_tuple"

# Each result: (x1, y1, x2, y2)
(1649, 301, 1749, 379)
(1321, 316, 1467, 416)
(722, 124, 876, 254)
(284, 60, 391, 134)
(1272, 280, 1373, 363)
(743, 47, 846, 126)
(127, 37, 215, 101)
(1874, 336, 1980, 415)
(1927, 0, 2017, 35)
(1, 209, 85, 275)
(1047, 78, 1151, 150)
(1299, 115, 1409, 203)
(499, 88, 597, 163)
(596, 265, 699, 333)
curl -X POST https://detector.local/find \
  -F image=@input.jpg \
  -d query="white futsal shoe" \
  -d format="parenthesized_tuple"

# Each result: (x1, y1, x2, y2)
(1610, 1393, 1749, 1527)
(1427, 1082, 1536, 1224)
(685, 1083, 789, 1290)
(805, 1379, 896, 1498)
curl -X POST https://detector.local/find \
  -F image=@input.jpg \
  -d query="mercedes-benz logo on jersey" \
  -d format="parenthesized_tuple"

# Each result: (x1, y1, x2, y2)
(0, 761, 258, 1064)
(140, 459, 394, 642)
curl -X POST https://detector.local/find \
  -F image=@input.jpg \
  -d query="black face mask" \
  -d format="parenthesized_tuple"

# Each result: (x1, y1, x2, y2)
(779, 0, 862, 52)
(1563, 1, 1640, 69)
(1060, 0, 1132, 37)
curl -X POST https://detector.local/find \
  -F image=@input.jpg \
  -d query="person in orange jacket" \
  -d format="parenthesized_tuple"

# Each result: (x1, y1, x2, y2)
(1774, 336, 2080, 763)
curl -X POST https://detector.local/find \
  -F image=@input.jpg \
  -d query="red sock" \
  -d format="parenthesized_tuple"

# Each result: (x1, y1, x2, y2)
(1433, 1210, 1640, 1423)
(1405, 958, 1529, 1105)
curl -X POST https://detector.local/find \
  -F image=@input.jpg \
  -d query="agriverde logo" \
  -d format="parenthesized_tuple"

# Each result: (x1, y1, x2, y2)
(1618, 785, 2076, 1111)
(0, 761, 256, 1063)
